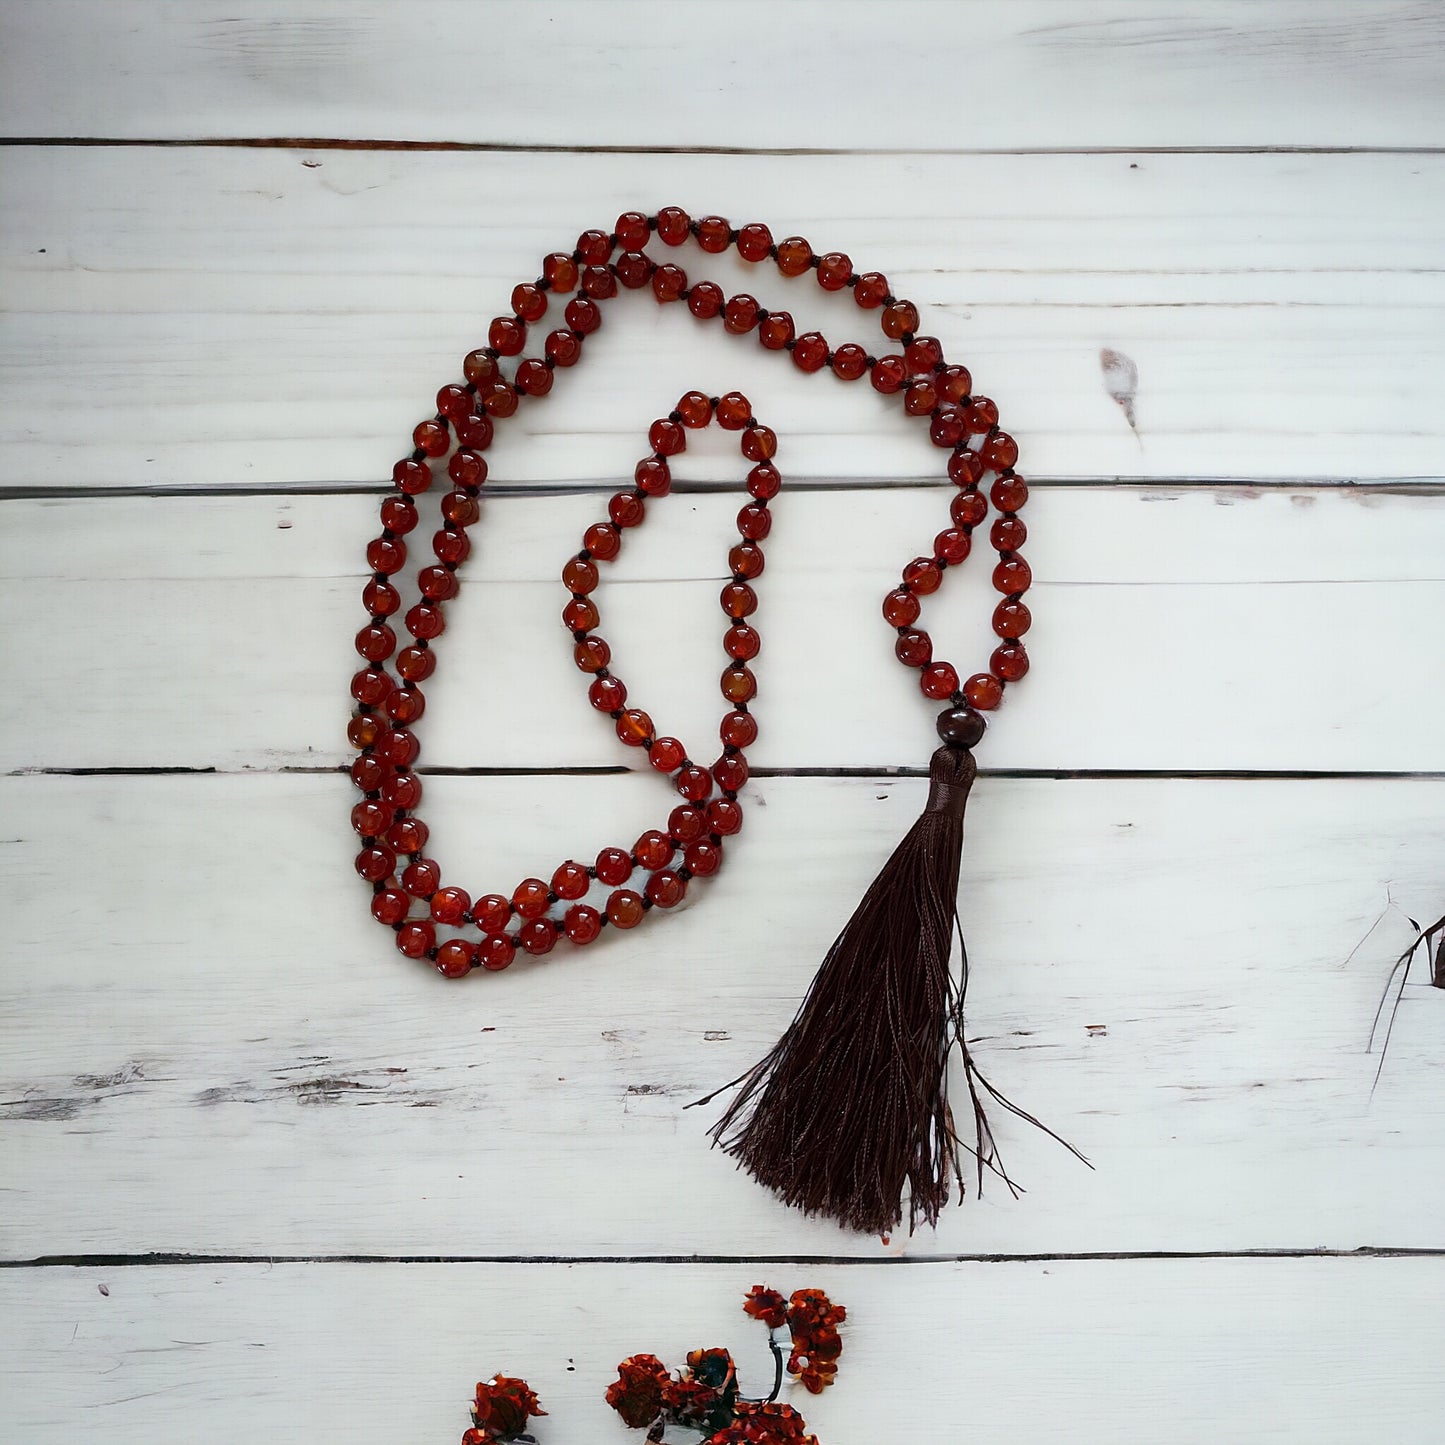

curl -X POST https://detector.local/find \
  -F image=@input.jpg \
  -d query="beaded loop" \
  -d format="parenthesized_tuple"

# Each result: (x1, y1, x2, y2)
(350, 213, 1032, 975)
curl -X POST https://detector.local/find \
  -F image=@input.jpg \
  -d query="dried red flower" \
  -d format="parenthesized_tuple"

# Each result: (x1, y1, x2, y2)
(707, 1400, 819, 1445)
(605, 1354, 669, 1430)
(743, 1284, 789, 1330)
(469, 1375, 545, 1442)
(785, 1289, 846, 1395)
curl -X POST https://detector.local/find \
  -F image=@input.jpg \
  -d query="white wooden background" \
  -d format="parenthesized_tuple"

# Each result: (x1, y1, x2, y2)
(2, 2, 1444, 1441)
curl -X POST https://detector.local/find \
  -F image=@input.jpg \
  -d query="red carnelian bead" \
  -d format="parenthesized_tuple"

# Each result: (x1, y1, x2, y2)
(656, 206, 690, 245)
(574, 636, 611, 673)
(724, 623, 761, 660)
(376, 727, 420, 767)
(442, 490, 481, 525)
(356, 621, 397, 661)
(396, 920, 435, 959)
(488, 316, 526, 356)
(741, 425, 777, 461)
(418, 565, 458, 601)
(436, 939, 475, 978)
(776, 236, 813, 275)
(938, 365, 972, 403)
(714, 753, 749, 792)
(413, 420, 449, 457)
(516, 359, 553, 397)
(669, 804, 708, 844)
(649, 418, 686, 456)
(380, 496, 418, 534)
(386, 815, 428, 855)
(646, 871, 687, 908)
(921, 662, 960, 700)
(616, 709, 653, 747)
(381, 771, 422, 810)
(991, 643, 1030, 681)
(676, 765, 712, 802)
(949, 449, 986, 487)
(475, 894, 512, 932)
(759, 312, 794, 350)
(688, 282, 724, 319)
(588, 675, 627, 711)
(512, 878, 552, 920)
(562, 597, 599, 632)
(904, 380, 938, 416)
(881, 300, 919, 339)
(614, 251, 652, 289)
(815, 251, 851, 289)
(993, 598, 1032, 637)
(720, 664, 757, 703)
(882, 588, 921, 626)
(716, 392, 752, 429)
(348, 714, 381, 750)
(351, 753, 389, 791)
(361, 578, 401, 618)
(402, 857, 442, 898)
(991, 517, 1027, 552)
(903, 557, 942, 594)
(478, 933, 515, 971)
(951, 494, 987, 533)
(352, 799, 393, 837)
(511, 282, 547, 322)
(542, 253, 578, 291)
(707, 797, 743, 836)
(463, 350, 500, 386)
(551, 860, 591, 901)
(964, 672, 1004, 710)
(831, 344, 868, 380)
(371, 887, 409, 926)
(747, 463, 781, 500)
(615, 210, 650, 249)
(596, 847, 633, 886)
(432, 529, 470, 567)
(582, 264, 618, 300)
(684, 839, 723, 876)
(583, 522, 621, 561)
(677, 391, 713, 427)
(437, 384, 471, 421)
(729, 542, 765, 579)
(720, 581, 758, 618)
(981, 431, 1019, 470)
(993, 557, 1032, 594)
(854, 271, 889, 308)
(576, 228, 612, 263)
(609, 491, 645, 529)
(545, 329, 582, 367)
(453, 414, 494, 452)
(430, 887, 471, 926)
(355, 844, 396, 882)
(697, 216, 732, 253)
(564, 297, 602, 334)
(635, 830, 674, 871)
(406, 602, 445, 640)
(737, 223, 773, 261)
(649, 736, 686, 772)
(607, 889, 646, 928)
(563, 555, 600, 593)
(935, 528, 971, 565)
(481, 382, 518, 419)
(871, 356, 907, 394)
(895, 629, 933, 667)
(992, 474, 1029, 512)
(964, 397, 1000, 433)
(565, 904, 603, 945)
(723, 294, 760, 334)
(905, 335, 943, 372)
(792, 331, 829, 372)
(930, 407, 966, 449)
(721, 710, 758, 748)
(385, 686, 425, 724)
(736, 503, 772, 540)
(520, 918, 558, 956)
(393, 459, 431, 494)
(351, 667, 392, 706)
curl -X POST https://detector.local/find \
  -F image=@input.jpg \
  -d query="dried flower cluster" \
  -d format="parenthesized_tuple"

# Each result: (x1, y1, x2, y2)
(463, 1375, 546, 1443)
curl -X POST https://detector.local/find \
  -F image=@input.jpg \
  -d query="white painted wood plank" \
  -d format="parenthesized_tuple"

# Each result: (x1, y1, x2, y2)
(4, 1258, 1443, 1443)
(2, 489, 1441, 773)
(3, 772, 1442, 1257)
(3, 147, 1444, 486)
(4, 0, 1445, 149)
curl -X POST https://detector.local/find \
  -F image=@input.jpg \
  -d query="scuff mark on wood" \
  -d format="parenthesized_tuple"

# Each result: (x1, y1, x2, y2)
(1, 1093, 88, 1121)
(1100, 347, 1140, 434)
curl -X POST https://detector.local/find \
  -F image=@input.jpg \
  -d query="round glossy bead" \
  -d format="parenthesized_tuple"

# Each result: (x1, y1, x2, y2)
(588, 675, 626, 712)
(706, 798, 743, 836)
(736, 503, 772, 540)
(393, 458, 431, 495)
(615, 211, 650, 249)
(831, 344, 868, 380)
(542, 253, 578, 291)
(963, 398, 1000, 434)
(375, 728, 420, 767)
(981, 431, 1019, 470)
(729, 542, 765, 579)
(683, 839, 722, 876)
(736, 223, 773, 261)
(669, 805, 708, 845)
(545, 329, 581, 366)
(401, 857, 441, 898)
(747, 463, 780, 499)
(616, 709, 653, 747)
(355, 844, 396, 883)
(993, 599, 1032, 637)
(992, 474, 1029, 512)
(740, 425, 777, 461)
(355, 622, 397, 663)
(574, 636, 611, 673)
(881, 300, 919, 339)
(720, 581, 757, 618)
(720, 710, 758, 748)
(551, 860, 591, 901)
(903, 557, 942, 594)
(380, 496, 418, 534)
(716, 392, 752, 429)
(348, 715, 381, 751)
(964, 672, 1004, 710)
(381, 772, 422, 810)
(724, 624, 760, 660)
(991, 643, 1030, 682)
(362, 578, 400, 618)
(930, 407, 967, 449)
(937, 365, 972, 403)
(512, 878, 552, 920)
(366, 537, 406, 575)
(596, 848, 634, 886)
(905, 335, 943, 372)
(436, 939, 476, 977)
(385, 686, 425, 725)
(934, 528, 971, 565)
(396, 921, 435, 959)
(519, 918, 558, 956)
(385, 816, 428, 855)
(895, 629, 932, 668)
(564, 297, 602, 335)
(515, 358, 553, 397)
(723, 294, 760, 334)
(449, 450, 487, 489)
(430, 887, 471, 926)
(436, 384, 471, 421)
(870, 356, 907, 394)
(649, 736, 686, 772)
(481, 381, 519, 418)
(488, 316, 526, 356)
(583, 522, 621, 561)
(676, 765, 712, 802)
(606, 889, 645, 928)
(696, 216, 732, 253)
(474, 895, 512, 934)
(455, 411, 495, 448)
(817, 252, 853, 290)
(993, 557, 1032, 595)
(413, 420, 449, 457)
(921, 662, 960, 700)
(714, 753, 749, 792)
(951, 490, 987, 528)
(352, 799, 393, 838)
(562, 597, 599, 632)
(656, 206, 690, 245)
(576, 228, 612, 263)
(563, 555, 599, 593)
(991, 517, 1027, 552)
(792, 331, 828, 372)
(441, 490, 481, 526)
(417, 565, 458, 601)
(371, 887, 410, 926)
(634, 830, 674, 871)
(608, 491, 645, 529)
(351, 753, 389, 792)
(882, 588, 921, 626)
(677, 391, 713, 428)
(613, 251, 651, 289)
(688, 282, 723, 319)
(936, 705, 987, 749)
(478, 933, 516, 971)
(719, 668, 758, 707)
(564, 904, 603, 945)
(776, 236, 813, 276)
(853, 272, 889, 308)
(949, 449, 986, 488)
(758, 312, 794, 350)
(649, 418, 686, 456)
(646, 870, 687, 908)
(904, 380, 938, 416)
(431, 529, 470, 568)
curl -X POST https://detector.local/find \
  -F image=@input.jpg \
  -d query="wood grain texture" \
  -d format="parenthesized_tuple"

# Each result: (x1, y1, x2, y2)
(4, 0, 1445, 149)
(2, 147, 1444, 488)
(4, 1259, 1444, 1444)
(3, 771, 1442, 1258)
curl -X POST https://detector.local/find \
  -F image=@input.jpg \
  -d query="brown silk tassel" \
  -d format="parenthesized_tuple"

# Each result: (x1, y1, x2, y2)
(700, 744, 1078, 1236)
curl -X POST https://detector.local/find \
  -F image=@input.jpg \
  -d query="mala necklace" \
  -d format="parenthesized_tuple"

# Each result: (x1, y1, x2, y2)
(348, 209, 1077, 1237)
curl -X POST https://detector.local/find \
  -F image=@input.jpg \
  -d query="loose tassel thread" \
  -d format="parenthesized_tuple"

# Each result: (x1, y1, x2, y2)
(696, 744, 1087, 1236)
